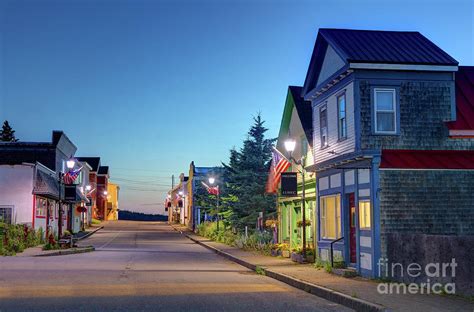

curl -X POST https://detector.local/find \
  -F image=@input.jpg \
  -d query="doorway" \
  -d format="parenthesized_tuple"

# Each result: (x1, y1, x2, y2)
(348, 193, 356, 264)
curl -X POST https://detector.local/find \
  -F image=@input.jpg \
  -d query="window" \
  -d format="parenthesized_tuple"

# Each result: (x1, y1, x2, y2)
(320, 195, 341, 239)
(0, 206, 13, 224)
(338, 94, 347, 139)
(359, 200, 371, 230)
(374, 88, 397, 134)
(320, 105, 328, 148)
(36, 197, 47, 217)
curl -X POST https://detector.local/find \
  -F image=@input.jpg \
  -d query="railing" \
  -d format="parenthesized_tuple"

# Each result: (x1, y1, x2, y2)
(330, 236, 344, 267)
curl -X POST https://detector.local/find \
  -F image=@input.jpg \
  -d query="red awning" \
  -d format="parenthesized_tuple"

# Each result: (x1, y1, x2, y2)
(380, 150, 474, 169)
(447, 66, 474, 137)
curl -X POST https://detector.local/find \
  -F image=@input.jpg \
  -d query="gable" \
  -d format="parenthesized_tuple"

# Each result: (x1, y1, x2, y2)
(316, 45, 346, 87)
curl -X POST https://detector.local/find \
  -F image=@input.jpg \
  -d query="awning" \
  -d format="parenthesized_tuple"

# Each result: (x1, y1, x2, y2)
(34, 169, 59, 199)
(380, 150, 474, 169)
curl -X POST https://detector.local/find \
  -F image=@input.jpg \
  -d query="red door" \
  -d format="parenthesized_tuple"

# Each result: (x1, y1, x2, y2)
(349, 193, 356, 264)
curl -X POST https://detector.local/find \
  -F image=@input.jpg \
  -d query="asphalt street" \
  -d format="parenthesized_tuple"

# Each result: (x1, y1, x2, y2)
(0, 221, 352, 312)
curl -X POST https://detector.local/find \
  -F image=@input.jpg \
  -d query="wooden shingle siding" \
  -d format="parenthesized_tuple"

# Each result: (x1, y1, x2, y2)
(313, 82, 356, 163)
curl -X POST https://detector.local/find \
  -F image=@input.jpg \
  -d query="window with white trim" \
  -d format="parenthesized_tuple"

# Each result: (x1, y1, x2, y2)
(338, 94, 347, 139)
(374, 88, 397, 134)
(320, 194, 341, 239)
(320, 105, 328, 148)
(0, 206, 13, 224)
(36, 197, 47, 217)
(359, 200, 371, 230)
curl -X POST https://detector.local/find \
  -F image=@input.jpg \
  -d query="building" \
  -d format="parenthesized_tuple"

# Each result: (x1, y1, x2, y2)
(302, 29, 474, 285)
(96, 166, 110, 221)
(76, 157, 101, 221)
(106, 182, 120, 221)
(275, 86, 316, 251)
(0, 131, 86, 237)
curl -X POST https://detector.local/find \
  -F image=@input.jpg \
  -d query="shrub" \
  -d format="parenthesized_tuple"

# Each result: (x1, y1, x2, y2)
(0, 223, 43, 256)
(91, 218, 101, 225)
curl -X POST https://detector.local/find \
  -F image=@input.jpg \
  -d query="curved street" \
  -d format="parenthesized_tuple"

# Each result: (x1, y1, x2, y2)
(0, 221, 351, 312)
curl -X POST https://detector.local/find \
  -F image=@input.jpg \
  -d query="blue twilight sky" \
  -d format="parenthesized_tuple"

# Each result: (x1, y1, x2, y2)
(1, 0, 473, 214)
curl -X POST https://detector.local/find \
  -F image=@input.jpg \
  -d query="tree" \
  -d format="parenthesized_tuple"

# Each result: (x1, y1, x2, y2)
(223, 114, 276, 229)
(0, 120, 19, 142)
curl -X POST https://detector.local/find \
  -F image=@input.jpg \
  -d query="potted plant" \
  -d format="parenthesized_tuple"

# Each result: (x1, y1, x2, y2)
(270, 244, 279, 257)
(305, 247, 315, 263)
(296, 219, 312, 228)
(280, 244, 290, 258)
(265, 219, 279, 228)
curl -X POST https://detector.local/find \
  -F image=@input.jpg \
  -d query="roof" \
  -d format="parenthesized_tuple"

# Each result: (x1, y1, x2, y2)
(447, 66, 474, 134)
(319, 29, 458, 66)
(76, 157, 101, 172)
(289, 86, 313, 147)
(380, 150, 474, 170)
(98, 166, 109, 175)
(33, 165, 59, 199)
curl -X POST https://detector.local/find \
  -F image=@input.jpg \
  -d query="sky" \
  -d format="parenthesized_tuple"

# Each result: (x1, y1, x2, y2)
(1, 0, 473, 214)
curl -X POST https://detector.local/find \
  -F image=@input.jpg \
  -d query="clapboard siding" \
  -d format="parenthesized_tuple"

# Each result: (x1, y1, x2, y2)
(316, 45, 346, 87)
(313, 81, 356, 163)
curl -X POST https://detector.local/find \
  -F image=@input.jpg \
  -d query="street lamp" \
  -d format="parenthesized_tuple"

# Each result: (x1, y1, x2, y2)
(284, 138, 308, 261)
(85, 185, 92, 191)
(208, 177, 220, 231)
(58, 158, 76, 238)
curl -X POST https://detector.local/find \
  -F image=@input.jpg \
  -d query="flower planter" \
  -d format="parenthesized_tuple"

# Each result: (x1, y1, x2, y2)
(306, 255, 315, 263)
(270, 249, 279, 257)
(291, 252, 305, 263)
(281, 250, 290, 258)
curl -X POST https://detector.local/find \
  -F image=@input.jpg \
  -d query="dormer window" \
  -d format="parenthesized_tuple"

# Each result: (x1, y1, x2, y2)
(374, 88, 397, 134)
(320, 105, 328, 148)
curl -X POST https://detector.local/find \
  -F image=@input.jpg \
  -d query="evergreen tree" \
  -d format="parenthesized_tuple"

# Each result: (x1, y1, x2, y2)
(224, 114, 276, 229)
(0, 120, 19, 142)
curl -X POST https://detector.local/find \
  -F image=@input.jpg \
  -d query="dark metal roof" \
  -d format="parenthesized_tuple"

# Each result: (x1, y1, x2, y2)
(98, 166, 109, 175)
(77, 157, 101, 172)
(319, 28, 458, 66)
(381, 150, 474, 169)
(447, 66, 474, 132)
(289, 86, 313, 147)
(33, 167, 59, 199)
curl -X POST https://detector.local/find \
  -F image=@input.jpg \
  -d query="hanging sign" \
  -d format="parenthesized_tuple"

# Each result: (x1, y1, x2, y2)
(281, 172, 297, 196)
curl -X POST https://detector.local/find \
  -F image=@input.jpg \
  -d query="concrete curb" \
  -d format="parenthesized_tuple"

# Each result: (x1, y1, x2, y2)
(172, 225, 387, 312)
(35, 246, 95, 257)
(76, 226, 104, 241)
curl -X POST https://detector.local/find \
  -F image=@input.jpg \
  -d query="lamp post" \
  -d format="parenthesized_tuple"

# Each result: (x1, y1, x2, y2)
(208, 177, 220, 231)
(284, 138, 307, 260)
(58, 159, 75, 238)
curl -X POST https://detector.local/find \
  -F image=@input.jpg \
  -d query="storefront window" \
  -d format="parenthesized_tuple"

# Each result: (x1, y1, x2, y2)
(359, 200, 371, 229)
(36, 197, 47, 217)
(320, 195, 341, 239)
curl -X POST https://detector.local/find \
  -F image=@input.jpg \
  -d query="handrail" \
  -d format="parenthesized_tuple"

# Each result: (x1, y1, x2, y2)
(330, 236, 344, 267)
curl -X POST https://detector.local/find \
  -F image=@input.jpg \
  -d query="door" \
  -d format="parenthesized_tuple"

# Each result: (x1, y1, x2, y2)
(349, 193, 356, 264)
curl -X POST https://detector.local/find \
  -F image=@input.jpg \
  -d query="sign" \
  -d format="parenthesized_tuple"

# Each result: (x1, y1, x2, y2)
(86, 197, 93, 206)
(281, 172, 297, 196)
(64, 185, 77, 201)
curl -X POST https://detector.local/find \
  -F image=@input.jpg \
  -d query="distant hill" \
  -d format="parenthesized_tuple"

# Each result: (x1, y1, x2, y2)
(118, 210, 168, 222)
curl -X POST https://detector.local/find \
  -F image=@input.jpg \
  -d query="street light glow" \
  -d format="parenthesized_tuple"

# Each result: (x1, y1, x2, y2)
(85, 185, 92, 191)
(104, 191, 108, 195)
(284, 139, 296, 153)
(66, 159, 75, 169)
(208, 177, 215, 185)
(178, 191, 184, 196)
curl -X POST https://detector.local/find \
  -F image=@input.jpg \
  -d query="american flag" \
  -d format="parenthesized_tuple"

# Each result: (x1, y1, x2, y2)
(201, 182, 220, 195)
(266, 147, 291, 193)
(63, 167, 82, 185)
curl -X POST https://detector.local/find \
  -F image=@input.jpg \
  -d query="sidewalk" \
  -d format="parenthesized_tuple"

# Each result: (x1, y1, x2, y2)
(16, 225, 103, 257)
(172, 225, 473, 312)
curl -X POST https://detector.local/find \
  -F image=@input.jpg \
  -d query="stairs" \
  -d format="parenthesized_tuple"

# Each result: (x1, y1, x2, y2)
(332, 267, 358, 278)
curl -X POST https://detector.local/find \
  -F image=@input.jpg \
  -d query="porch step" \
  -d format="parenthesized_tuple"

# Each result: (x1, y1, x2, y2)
(332, 267, 358, 278)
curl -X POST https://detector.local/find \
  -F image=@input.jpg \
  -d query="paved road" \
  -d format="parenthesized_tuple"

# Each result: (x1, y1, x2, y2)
(0, 221, 351, 311)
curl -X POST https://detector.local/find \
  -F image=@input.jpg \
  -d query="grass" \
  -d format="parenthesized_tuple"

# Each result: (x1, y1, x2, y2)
(255, 266, 266, 276)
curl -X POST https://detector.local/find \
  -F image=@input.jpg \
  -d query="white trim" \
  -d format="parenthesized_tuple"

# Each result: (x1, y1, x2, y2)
(349, 63, 458, 72)
(449, 130, 474, 137)
(374, 88, 397, 134)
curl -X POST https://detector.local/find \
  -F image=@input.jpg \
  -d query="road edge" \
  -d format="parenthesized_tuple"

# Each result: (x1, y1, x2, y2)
(35, 246, 95, 257)
(172, 225, 388, 312)
(77, 226, 104, 241)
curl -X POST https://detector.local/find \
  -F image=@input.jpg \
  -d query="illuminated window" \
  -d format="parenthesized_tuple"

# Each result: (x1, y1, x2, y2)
(36, 198, 47, 217)
(320, 195, 341, 239)
(359, 200, 371, 229)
